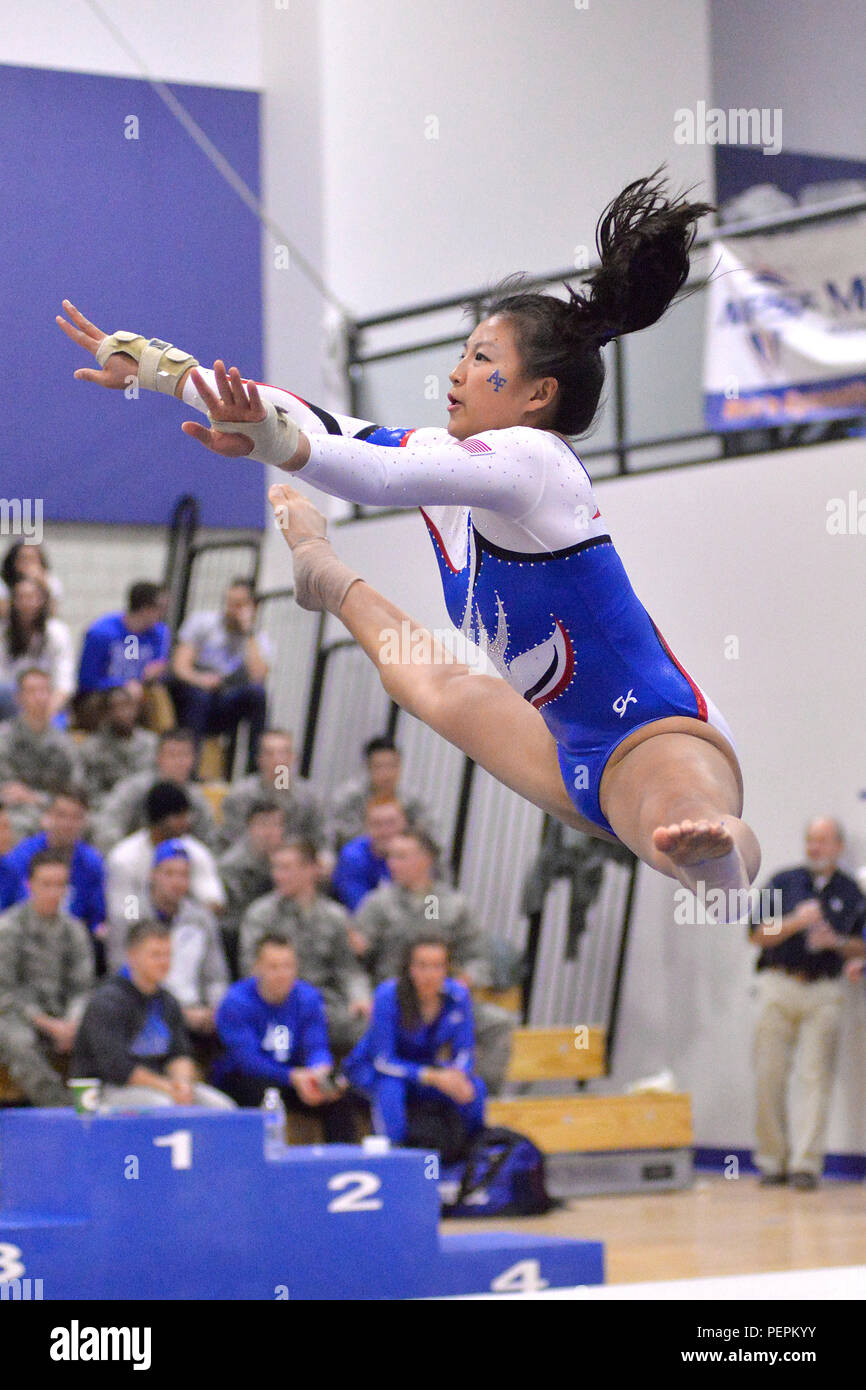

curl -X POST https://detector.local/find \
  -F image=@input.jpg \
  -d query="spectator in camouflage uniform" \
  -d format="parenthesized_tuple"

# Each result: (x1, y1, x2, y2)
(79, 685, 158, 809)
(217, 802, 284, 974)
(0, 851, 95, 1105)
(92, 728, 217, 855)
(329, 734, 433, 850)
(239, 839, 371, 1056)
(352, 828, 515, 1094)
(216, 728, 325, 853)
(0, 667, 79, 843)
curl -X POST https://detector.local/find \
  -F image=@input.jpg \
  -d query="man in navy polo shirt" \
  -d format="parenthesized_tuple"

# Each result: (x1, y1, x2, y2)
(749, 817, 866, 1190)
(4, 789, 106, 937)
(213, 935, 357, 1141)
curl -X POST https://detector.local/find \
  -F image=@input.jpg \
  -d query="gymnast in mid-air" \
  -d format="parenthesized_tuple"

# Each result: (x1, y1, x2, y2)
(58, 170, 760, 916)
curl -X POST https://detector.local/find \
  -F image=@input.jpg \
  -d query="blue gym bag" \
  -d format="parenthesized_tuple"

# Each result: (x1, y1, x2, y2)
(438, 1125, 553, 1217)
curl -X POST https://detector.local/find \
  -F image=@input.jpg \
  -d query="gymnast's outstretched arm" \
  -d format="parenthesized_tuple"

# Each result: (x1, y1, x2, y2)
(184, 362, 547, 516)
(56, 299, 546, 516)
(56, 299, 379, 439)
(181, 367, 377, 441)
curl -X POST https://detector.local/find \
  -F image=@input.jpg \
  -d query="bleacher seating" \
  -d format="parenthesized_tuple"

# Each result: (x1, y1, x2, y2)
(489, 1026, 693, 1158)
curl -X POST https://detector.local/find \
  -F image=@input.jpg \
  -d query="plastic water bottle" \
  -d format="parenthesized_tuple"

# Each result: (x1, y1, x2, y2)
(262, 1087, 287, 1159)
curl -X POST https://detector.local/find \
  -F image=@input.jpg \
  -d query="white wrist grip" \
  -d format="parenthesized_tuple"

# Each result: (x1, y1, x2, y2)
(211, 400, 301, 466)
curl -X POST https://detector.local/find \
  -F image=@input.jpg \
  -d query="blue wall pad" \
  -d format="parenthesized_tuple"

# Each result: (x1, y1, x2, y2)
(0, 63, 263, 529)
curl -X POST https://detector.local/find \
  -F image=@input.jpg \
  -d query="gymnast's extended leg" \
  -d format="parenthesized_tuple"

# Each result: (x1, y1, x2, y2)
(273, 484, 760, 908)
(272, 484, 615, 841)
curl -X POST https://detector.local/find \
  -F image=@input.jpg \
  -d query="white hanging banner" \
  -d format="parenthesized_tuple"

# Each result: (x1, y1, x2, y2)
(703, 215, 866, 430)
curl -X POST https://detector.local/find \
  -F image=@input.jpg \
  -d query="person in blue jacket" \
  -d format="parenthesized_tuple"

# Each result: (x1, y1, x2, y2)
(345, 934, 486, 1149)
(330, 799, 405, 911)
(0, 800, 20, 910)
(3, 789, 107, 935)
(213, 933, 357, 1141)
(76, 580, 169, 728)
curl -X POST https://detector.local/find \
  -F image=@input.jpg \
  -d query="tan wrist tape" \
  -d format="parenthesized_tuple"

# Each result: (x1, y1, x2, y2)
(95, 332, 199, 395)
(211, 399, 301, 466)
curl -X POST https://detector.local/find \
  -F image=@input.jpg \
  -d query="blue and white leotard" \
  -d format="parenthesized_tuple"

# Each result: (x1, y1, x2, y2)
(183, 375, 738, 838)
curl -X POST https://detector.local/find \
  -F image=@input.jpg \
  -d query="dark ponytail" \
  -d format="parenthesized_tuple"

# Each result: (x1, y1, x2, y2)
(474, 166, 714, 436)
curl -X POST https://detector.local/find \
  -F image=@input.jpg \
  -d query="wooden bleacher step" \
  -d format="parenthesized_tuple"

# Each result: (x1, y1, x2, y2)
(495, 1026, 694, 1195)
(505, 1025, 606, 1084)
(487, 1090, 694, 1154)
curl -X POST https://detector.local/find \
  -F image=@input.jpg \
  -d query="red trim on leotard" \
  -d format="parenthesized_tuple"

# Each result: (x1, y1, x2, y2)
(650, 619, 708, 721)
(419, 507, 461, 575)
(531, 620, 575, 711)
(250, 382, 309, 405)
(399, 430, 416, 446)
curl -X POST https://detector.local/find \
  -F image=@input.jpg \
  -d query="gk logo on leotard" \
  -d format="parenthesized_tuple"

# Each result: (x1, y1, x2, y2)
(613, 689, 637, 717)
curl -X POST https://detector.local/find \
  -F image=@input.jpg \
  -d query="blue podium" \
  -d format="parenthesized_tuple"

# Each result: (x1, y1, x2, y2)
(0, 1109, 604, 1299)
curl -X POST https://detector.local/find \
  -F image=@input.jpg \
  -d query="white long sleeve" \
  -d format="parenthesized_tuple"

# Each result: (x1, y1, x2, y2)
(180, 369, 589, 543)
(181, 369, 373, 439)
(298, 425, 551, 517)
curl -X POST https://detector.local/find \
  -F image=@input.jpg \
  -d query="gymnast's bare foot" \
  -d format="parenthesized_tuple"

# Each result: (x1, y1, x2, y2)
(654, 818, 750, 911)
(653, 818, 734, 864)
(268, 483, 360, 613)
(268, 483, 327, 549)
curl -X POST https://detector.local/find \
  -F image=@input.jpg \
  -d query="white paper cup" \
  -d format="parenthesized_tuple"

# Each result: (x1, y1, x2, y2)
(361, 1135, 391, 1154)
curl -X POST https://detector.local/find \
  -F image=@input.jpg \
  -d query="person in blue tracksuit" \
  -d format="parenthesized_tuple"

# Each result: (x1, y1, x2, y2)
(213, 933, 356, 1141)
(345, 934, 486, 1148)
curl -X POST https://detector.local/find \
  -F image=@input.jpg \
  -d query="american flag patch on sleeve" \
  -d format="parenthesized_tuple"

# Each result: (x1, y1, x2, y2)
(456, 437, 493, 454)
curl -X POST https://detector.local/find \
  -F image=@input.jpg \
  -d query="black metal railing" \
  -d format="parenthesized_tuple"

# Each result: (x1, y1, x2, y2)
(162, 493, 200, 631)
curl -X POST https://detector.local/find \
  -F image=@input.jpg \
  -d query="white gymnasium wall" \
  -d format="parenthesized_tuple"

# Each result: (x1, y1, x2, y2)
(0, 0, 261, 85)
(317, 0, 714, 312)
(333, 437, 866, 1153)
(259, 0, 717, 579)
(710, 0, 866, 161)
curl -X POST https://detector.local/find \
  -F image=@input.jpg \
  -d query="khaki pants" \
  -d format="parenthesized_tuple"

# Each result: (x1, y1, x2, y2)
(753, 970, 845, 1177)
